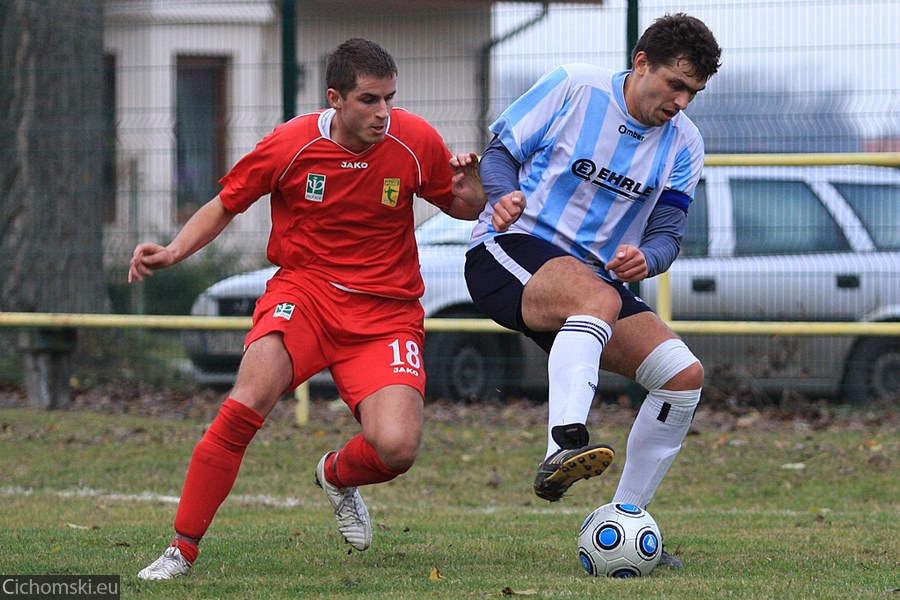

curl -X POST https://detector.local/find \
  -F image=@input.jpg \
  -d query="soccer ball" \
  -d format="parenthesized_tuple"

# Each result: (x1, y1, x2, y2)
(577, 502, 662, 578)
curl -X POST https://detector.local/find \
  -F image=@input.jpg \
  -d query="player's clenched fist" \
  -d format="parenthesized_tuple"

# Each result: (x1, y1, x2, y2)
(492, 190, 526, 232)
(604, 244, 649, 283)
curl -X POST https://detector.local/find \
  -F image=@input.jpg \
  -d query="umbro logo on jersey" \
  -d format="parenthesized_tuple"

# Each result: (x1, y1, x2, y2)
(571, 159, 654, 202)
(618, 124, 645, 141)
(341, 161, 368, 169)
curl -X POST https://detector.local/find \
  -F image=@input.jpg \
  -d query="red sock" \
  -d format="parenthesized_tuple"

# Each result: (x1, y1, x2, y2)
(171, 538, 198, 565)
(330, 433, 406, 488)
(172, 398, 264, 547)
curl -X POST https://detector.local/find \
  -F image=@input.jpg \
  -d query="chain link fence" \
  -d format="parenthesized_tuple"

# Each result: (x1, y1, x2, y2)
(2, 0, 898, 405)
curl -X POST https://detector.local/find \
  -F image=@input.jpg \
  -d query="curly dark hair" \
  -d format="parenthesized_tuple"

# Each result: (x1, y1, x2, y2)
(325, 38, 398, 97)
(632, 13, 722, 81)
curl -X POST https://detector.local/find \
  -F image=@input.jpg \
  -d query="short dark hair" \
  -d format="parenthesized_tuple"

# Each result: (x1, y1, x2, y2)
(632, 13, 722, 81)
(325, 38, 398, 97)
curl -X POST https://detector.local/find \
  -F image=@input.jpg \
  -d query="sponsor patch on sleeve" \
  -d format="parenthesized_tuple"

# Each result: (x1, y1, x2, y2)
(273, 303, 296, 320)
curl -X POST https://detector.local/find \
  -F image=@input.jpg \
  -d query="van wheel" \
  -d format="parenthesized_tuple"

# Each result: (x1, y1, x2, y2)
(840, 337, 900, 405)
(425, 331, 518, 402)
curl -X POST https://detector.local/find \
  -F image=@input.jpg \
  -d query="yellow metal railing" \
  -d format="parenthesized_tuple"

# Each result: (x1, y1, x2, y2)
(4, 309, 900, 336)
(3, 308, 899, 337)
(0, 312, 510, 332)
(705, 152, 900, 167)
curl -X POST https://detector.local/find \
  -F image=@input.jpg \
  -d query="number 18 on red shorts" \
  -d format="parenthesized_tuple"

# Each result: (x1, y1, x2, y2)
(245, 271, 427, 415)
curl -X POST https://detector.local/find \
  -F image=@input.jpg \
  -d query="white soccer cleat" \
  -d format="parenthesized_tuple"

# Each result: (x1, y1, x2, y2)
(137, 545, 192, 580)
(315, 453, 372, 551)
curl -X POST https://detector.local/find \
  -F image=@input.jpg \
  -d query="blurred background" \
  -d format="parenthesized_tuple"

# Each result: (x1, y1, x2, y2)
(1, 0, 897, 407)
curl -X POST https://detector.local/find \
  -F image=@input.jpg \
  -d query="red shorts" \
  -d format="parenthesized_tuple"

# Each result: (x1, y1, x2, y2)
(245, 270, 426, 415)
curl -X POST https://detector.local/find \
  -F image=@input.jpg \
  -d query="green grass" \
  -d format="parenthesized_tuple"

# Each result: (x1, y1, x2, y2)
(0, 404, 897, 599)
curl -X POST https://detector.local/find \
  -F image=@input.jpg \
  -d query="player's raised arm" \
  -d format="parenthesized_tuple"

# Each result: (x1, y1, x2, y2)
(128, 195, 236, 283)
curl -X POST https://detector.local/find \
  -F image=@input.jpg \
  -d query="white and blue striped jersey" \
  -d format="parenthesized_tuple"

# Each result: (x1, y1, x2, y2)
(469, 63, 705, 281)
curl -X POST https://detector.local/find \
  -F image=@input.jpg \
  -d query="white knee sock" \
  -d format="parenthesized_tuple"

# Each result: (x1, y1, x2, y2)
(545, 315, 611, 458)
(612, 388, 700, 508)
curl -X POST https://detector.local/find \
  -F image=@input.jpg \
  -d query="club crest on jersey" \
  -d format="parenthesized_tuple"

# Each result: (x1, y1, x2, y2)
(305, 173, 326, 202)
(272, 303, 295, 320)
(382, 178, 400, 207)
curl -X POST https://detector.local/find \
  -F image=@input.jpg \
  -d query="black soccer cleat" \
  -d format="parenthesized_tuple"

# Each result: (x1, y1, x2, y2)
(533, 423, 615, 502)
(658, 548, 684, 569)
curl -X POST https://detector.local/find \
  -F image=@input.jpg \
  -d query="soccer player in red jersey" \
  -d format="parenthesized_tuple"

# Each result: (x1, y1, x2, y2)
(128, 38, 485, 580)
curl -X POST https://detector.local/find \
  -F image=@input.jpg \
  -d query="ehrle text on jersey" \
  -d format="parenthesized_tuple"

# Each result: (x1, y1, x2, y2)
(571, 158, 655, 203)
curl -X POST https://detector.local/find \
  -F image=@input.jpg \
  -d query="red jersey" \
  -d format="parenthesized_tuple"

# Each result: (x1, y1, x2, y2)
(219, 108, 456, 300)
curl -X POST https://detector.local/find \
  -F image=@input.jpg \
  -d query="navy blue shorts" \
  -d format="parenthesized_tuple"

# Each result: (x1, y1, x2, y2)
(464, 234, 654, 353)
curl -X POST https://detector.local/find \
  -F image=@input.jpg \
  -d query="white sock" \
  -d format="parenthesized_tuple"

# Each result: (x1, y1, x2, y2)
(612, 388, 700, 508)
(545, 316, 611, 458)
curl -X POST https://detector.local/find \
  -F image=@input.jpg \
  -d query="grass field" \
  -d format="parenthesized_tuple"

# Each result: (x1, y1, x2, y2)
(0, 395, 897, 599)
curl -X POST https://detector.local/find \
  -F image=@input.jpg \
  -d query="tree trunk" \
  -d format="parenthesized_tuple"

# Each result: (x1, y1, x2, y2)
(0, 0, 109, 408)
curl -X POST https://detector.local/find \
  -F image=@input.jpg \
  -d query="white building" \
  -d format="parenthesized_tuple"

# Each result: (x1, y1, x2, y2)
(102, 0, 502, 269)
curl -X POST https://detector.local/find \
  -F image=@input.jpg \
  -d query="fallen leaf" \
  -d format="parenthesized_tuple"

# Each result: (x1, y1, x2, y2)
(865, 441, 883, 452)
(808, 507, 832, 515)
(430, 566, 444, 581)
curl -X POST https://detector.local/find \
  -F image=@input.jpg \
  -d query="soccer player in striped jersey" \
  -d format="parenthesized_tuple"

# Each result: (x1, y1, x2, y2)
(129, 38, 485, 579)
(465, 13, 721, 568)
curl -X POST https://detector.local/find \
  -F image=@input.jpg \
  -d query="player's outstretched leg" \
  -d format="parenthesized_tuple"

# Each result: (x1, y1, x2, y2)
(315, 453, 373, 551)
(137, 542, 193, 580)
(534, 423, 615, 502)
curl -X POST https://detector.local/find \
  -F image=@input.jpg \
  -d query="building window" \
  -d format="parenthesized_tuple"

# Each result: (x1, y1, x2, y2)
(175, 56, 228, 223)
(103, 54, 117, 223)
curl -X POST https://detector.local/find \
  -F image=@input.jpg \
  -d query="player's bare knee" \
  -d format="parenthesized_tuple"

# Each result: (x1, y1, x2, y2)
(579, 283, 623, 321)
(377, 436, 420, 473)
(227, 387, 280, 418)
